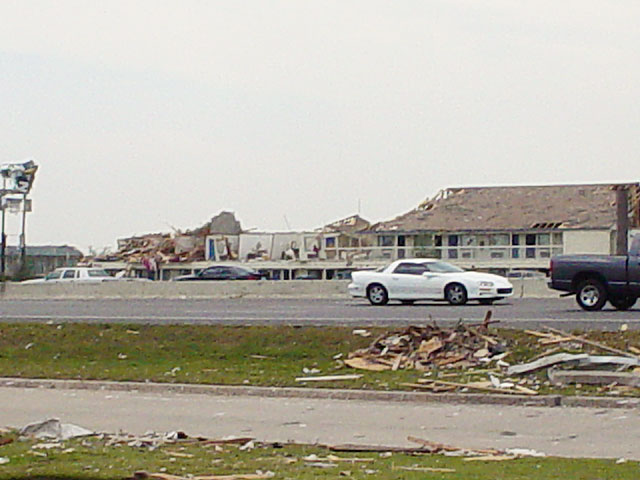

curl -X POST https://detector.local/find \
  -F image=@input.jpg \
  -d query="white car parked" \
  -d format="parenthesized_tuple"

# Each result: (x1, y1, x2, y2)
(348, 259, 514, 306)
(21, 267, 118, 284)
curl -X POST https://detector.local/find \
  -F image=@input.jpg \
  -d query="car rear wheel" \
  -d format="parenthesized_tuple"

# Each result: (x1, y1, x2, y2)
(445, 283, 468, 306)
(576, 279, 607, 311)
(367, 284, 389, 306)
(609, 296, 637, 311)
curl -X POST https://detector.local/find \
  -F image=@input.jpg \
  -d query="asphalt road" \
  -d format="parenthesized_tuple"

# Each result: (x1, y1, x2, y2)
(1, 297, 639, 330)
(2, 385, 639, 460)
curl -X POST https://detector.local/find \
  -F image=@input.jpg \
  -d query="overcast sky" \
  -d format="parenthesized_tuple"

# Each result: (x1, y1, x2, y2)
(1, 1, 638, 253)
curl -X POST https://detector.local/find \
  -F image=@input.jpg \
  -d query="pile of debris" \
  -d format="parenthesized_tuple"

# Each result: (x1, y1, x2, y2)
(342, 318, 640, 396)
(107, 231, 207, 264)
(344, 314, 507, 373)
(92, 211, 242, 264)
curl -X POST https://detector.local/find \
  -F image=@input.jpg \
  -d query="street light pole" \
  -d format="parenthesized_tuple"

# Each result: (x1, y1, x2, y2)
(0, 177, 6, 277)
(19, 192, 27, 271)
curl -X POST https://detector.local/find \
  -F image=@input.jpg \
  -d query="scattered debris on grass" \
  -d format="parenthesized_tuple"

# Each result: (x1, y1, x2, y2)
(345, 312, 505, 373)
(341, 313, 640, 396)
(131, 471, 274, 480)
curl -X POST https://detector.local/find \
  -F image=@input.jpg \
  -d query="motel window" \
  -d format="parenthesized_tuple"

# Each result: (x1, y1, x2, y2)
(378, 236, 395, 247)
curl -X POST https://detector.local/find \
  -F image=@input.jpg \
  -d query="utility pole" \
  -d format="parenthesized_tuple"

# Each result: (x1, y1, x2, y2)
(1, 177, 6, 277)
(19, 192, 28, 271)
(615, 185, 629, 255)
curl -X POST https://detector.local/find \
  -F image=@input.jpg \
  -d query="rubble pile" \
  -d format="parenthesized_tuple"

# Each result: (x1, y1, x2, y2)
(345, 318, 506, 373)
(107, 231, 207, 264)
(92, 211, 242, 264)
(343, 318, 640, 396)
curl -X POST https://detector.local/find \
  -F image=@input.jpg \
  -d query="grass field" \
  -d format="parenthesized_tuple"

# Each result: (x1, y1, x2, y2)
(0, 323, 639, 396)
(0, 431, 638, 480)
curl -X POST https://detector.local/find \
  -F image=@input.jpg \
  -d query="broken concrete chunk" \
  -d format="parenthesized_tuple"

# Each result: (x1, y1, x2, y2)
(19, 419, 94, 441)
(508, 353, 640, 375)
(548, 370, 640, 387)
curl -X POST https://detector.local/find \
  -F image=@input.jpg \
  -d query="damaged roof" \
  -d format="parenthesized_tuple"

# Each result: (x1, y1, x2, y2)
(322, 214, 371, 234)
(370, 183, 640, 232)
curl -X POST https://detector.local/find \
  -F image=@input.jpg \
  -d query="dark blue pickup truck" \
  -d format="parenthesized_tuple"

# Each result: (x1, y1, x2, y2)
(549, 234, 640, 311)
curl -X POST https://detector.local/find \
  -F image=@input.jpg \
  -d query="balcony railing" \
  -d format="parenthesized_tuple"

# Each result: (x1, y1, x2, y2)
(323, 244, 563, 263)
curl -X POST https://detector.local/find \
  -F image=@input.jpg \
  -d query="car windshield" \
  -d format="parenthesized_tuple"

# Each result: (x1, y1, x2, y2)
(423, 261, 464, 273)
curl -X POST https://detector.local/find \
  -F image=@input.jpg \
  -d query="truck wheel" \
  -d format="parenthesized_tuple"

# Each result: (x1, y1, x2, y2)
(609, 296, 637, 311)
(445, 283, 468, 306)
(367, 284, 389, 306)
(576, 279, 607, 311)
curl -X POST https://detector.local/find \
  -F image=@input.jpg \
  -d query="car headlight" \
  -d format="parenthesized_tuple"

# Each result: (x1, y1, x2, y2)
(479, 281, 494, 287)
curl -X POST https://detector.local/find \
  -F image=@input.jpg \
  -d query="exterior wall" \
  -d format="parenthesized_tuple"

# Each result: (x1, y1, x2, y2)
(562, 230, 611, 255)
(5, 254, 81, 276)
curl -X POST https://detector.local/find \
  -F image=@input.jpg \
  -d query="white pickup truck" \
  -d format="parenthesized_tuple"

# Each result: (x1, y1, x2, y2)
(21, 267, 120, 284)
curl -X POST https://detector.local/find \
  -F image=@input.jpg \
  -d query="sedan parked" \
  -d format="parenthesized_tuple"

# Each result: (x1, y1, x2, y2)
(173, 265, 266, 281)
(348, 259, 513, 306)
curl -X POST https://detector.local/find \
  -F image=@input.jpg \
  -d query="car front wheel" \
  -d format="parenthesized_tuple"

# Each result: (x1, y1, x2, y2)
(576, 279, 607, 311)
(445, 283, 468, 306)
(367, 284, 389, 306)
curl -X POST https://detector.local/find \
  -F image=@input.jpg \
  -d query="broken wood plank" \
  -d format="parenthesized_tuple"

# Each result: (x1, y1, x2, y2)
(413, 379, 537, 395)
(193, 475, 274, 480)
(344, 357, 390, 371)
(544, 327, 640, 359)
(524, 330, 555, 338)
(513, 385, 539, 395)
(394, 466, 456, 473)
(295, 374, 362, 382)
(326, 454, 375, 463)
(463, 455, 517, 462)
(201, 437, 255, 446)
(406, 436, 461, 452)
(434, 354, 467, 366)
(329, 443, 432, 453)
(417, 337, 444, 355)
(466, 326, 498, 345)
(402, 382, 456, 392)
(539, 336, 575, 345)
(391, 355, 404, 371)
(164, 451, 195, 458)
(407, 436, 503, 455)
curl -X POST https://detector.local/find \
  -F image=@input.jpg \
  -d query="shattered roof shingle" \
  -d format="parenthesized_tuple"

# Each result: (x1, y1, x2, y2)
(371, 183, 640, 232)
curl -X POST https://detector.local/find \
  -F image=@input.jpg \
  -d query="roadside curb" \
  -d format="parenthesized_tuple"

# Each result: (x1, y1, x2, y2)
(2, 377, 639, 409)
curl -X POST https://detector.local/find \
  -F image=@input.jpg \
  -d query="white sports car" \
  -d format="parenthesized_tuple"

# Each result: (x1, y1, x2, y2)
(348, 259, 514, 306)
